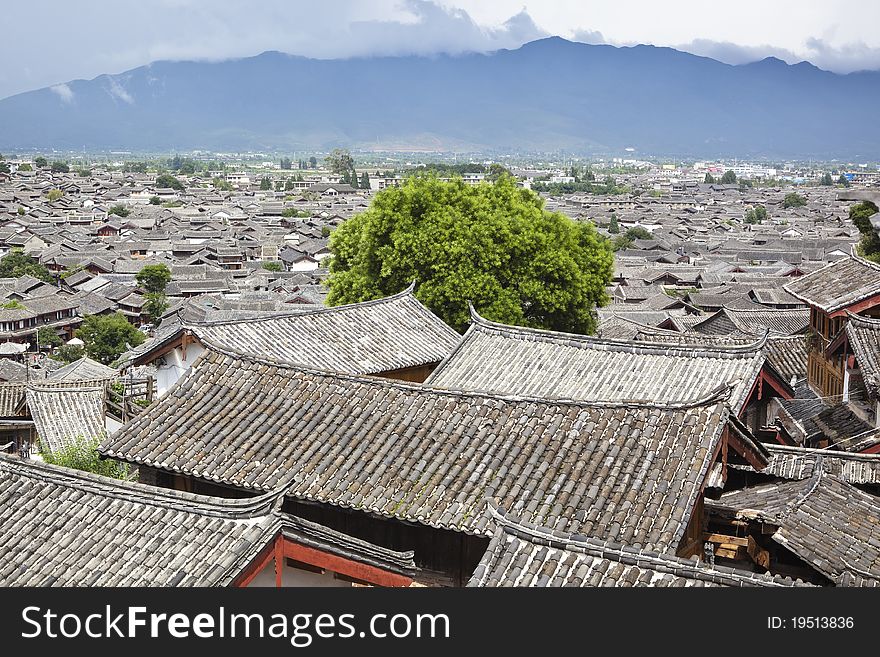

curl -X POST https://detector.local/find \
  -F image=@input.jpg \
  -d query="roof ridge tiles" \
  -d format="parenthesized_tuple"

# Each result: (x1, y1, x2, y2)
(196, 340, 737, 412)
(182, 281, 420, 328)
(485, 502, 807, 587)
(0, 453, 278, 520)
(468, 304, 769, 356)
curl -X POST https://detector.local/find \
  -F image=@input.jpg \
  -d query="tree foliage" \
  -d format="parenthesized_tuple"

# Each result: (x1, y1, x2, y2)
(783, 192, 807, 208)
(143, 293, 169, 325)
(50, 344, 85, 364)
(744, 205, 768, 224)
(76, 312, 145, 364)
(47, 188, 63, 201)
(838, 174, 851, 187)
(611, 226, 653, 251)
(148, 195, 162, 205)
(262, 261, 283, 272)
(108, 204, 130, 218)
(327, 175, 614, 334)
(820, 172, 834, 186)
(0, 250, 53, 282)
(703, 173, 715, 184)
(325, 148, 355, 176)
(154, 173, 184, 191)
(37, 326, 62, 349)
(135, 263, 171, 294)
(720, 170, 737, 184)
(50, 161, 69, 173)
(41, 435, 132, 479)
(33, 156, 47, 168)
(608, 214, 620, 234)
(851, 201, 880, 263)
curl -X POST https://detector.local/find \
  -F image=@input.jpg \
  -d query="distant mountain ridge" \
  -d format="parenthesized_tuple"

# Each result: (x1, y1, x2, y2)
(0, 37, 877, 157)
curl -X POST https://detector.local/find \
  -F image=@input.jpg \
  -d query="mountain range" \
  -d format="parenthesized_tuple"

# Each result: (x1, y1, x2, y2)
(0, 37, 877, 157)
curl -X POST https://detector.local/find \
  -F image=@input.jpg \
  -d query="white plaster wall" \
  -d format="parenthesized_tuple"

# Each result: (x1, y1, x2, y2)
(154, 343, 206, 397)
(247, 561, 354, 588)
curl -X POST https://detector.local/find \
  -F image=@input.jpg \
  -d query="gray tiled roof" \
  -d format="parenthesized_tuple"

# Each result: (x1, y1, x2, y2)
(49, 356, 118, 382)
(426, 309, 768, 411)
(729, 444, 880, 485)
(0, 455, 277, 586)
(101, 346, 734, 551)
(131, 285, 459, 375)
(27, 384, 106, 452)
(469, 508, 810, 588)
(709, 464, 880, 584)
(844, 313, 880, 398)
(784, 254, 880, 313)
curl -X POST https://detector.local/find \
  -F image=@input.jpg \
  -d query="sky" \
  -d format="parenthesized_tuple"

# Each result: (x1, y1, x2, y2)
(3, 0, 879, 99)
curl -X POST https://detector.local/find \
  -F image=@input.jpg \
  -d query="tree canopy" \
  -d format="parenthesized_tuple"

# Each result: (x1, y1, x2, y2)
(108, 204, 130, 217)
(154, 173, 184, 191)
(326, 175, 614, 334)
(783, 192, 807, 208)
(135, 263, 171, 293)
(325, 148, 355, 176)
(41, 435, 131, 479)
(851, 201, 880, 263)
(744, 205, 768, 224)
(76, 312, 145, 364)
(0, 250, 53, 282)
(720, 170, 737, 184)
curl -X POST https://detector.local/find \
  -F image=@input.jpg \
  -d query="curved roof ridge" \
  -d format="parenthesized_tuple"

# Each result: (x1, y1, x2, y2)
(195, 339, 737, 412)
(845, 310, 880, 327)
(469, 305, 768, 355)
(0, 453, 278, 519)
(184, 281, 419, 328)
(484, 502, 805, 587)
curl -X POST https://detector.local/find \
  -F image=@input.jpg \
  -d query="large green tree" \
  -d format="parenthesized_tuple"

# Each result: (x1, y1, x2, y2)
(327, 175, 614, 334)
(0, 250, 53, 282)
(76, 312, 145, 364)
(720, 170, 737, 184)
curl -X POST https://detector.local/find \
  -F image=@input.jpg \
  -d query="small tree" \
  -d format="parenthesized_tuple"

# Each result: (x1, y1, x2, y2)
(143, 293, 169, 325)
(17, 163, 32, 172)
(154, 173, 184, 191)
(704, 173, 716, 184)
(360, 172, 371, 189)
(50, 161, 69, 173)
(321, 225, 332, 238)
(851, 201, 880, 262)
(41, 435, 132, 479)
(325, 149, 354, 175)
(720, 170, 737, 184)
(36, 326, 62, 349)
(135, 263, 172, 294)
(783, 192, 807, 208)
(34, 156, 48, 168)
(148, 195, 162, 205)
(16, 207, 25, 216)
(608, 214, 620, 234)
(260, 176, 272, 191)
(77, 312, 145, 364)
(50, 344, 85, 364)
(108, 204, 130, 218)
(309, 156, 317, 168)
(262, 261, 283, 272)
(47, 189, 63, 201)
(838, 174, 851, 188)
(744, 205, 768, 224)
(820, 172, 834, 186)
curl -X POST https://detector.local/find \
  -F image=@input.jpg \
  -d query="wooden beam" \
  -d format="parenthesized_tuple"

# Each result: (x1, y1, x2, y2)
(281, 538, 412, 588)
(274, 534, 283, 588)
(705, 533, 749, 547)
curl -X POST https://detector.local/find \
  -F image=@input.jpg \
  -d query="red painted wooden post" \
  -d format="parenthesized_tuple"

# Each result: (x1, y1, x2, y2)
(274, 534, 283, 588)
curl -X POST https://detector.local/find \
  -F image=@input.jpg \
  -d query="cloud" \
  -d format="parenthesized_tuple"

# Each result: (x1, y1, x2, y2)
(571, 29, 605, 46)
(676, 37, 880, 72)
(105, 76, 134, 104)
(50, 83, 74, 104)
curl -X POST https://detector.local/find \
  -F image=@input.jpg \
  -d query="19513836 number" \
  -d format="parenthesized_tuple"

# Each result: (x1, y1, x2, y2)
(768, 617, 855, 629)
